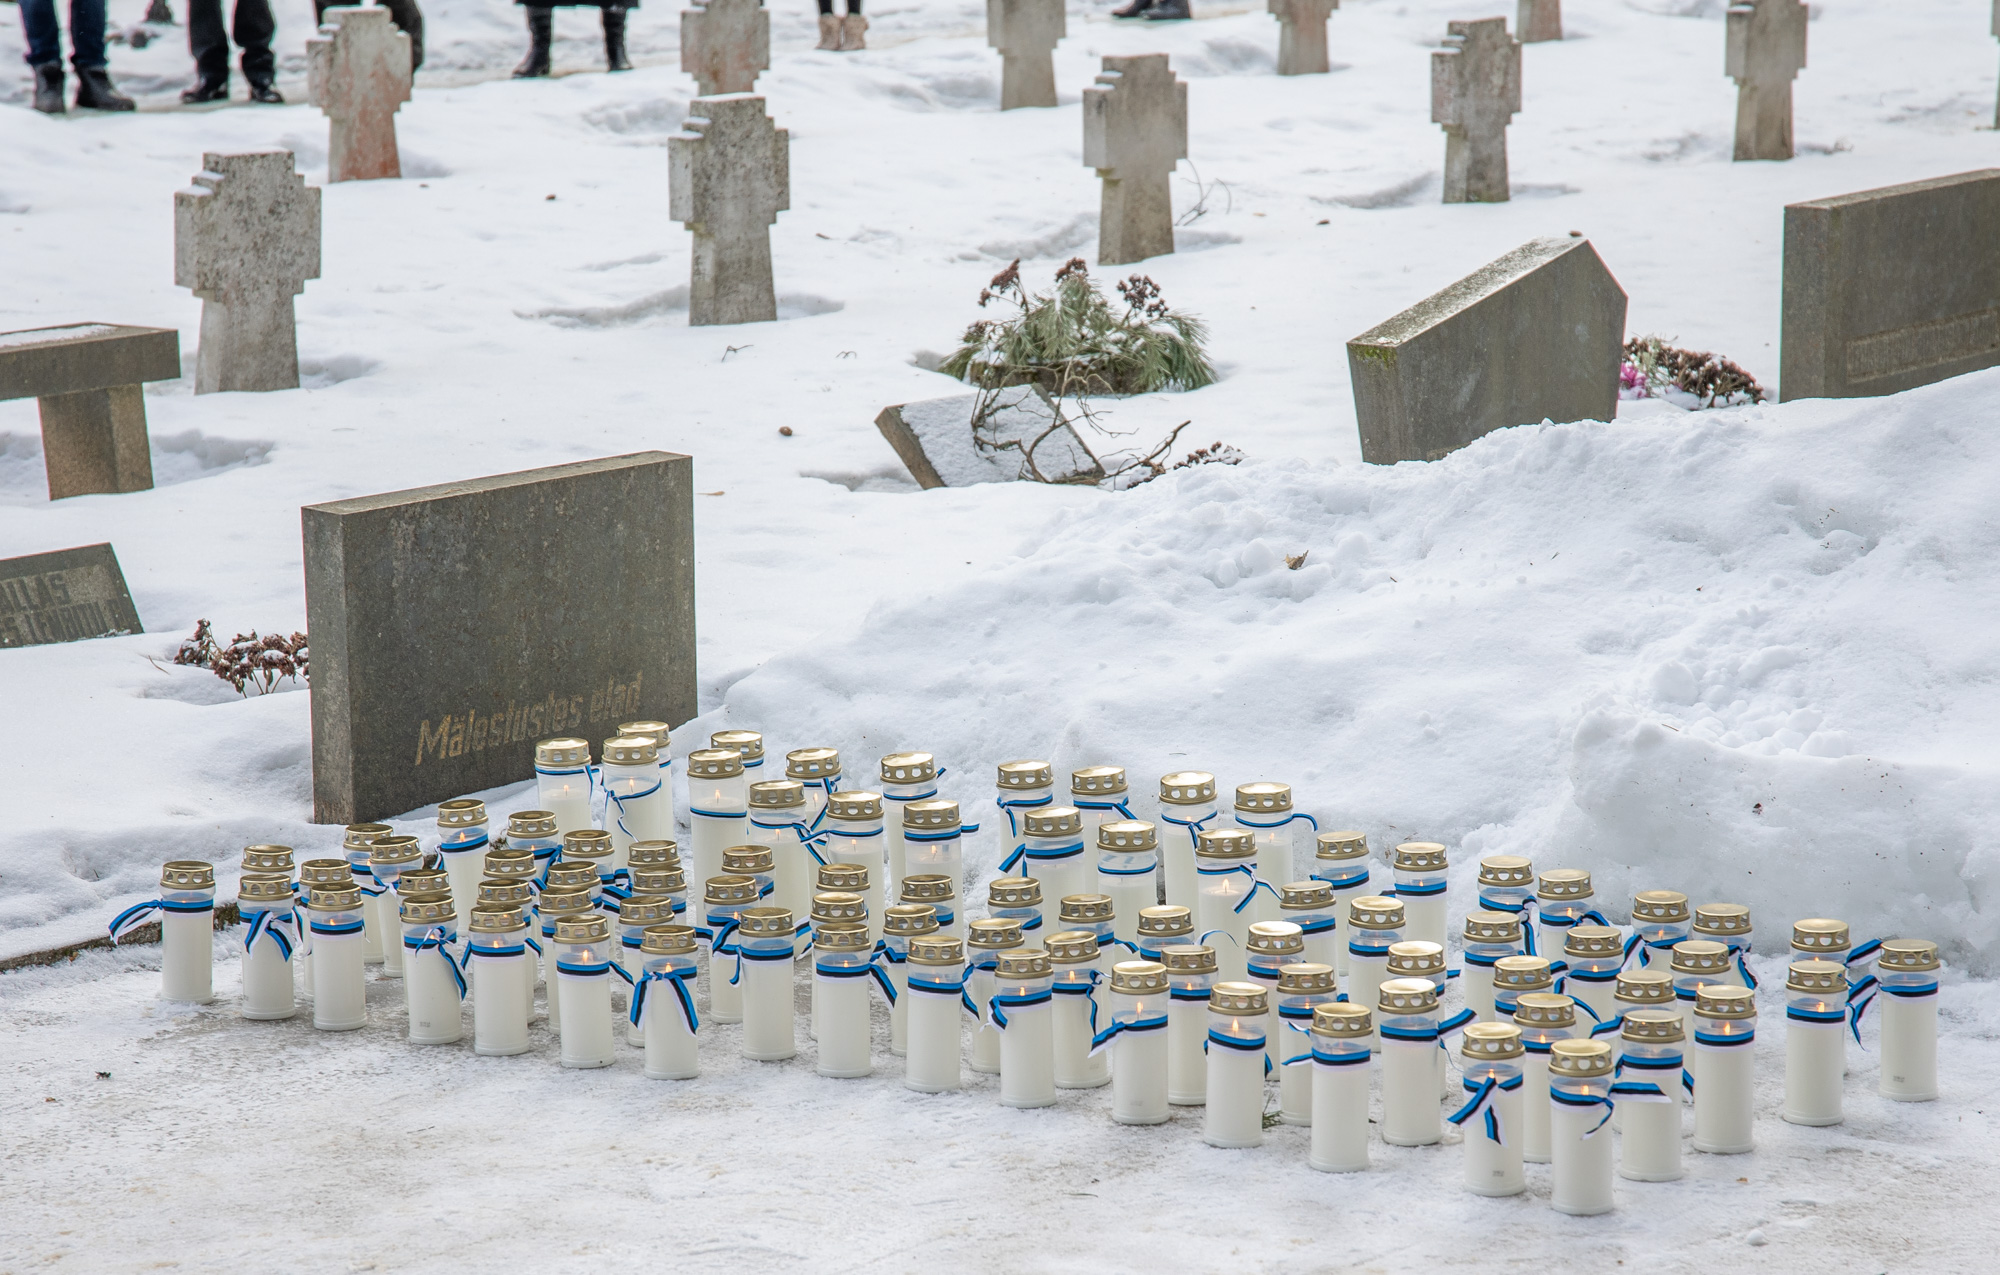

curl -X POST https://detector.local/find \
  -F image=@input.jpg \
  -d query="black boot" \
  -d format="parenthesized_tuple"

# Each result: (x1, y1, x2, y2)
(181, 73, 228, 102)
(32, 63, 65, 113)
(602, 6, 631, 71)
(245, 73, 283, 103)
(1142, 0, 1189, 17)
(1110, 0, 1153, 16)
(144, 0, 175, 22)
(74, 67, 136, 110)
(513, 7, 553, 77)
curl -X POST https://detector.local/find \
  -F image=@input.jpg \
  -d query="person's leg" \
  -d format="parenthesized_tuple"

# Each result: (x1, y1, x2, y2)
(379, 0, 424, 71)
(69, 0, 135, 107)
(512, 5, 551, 77)
(600, 4, 630, 71)
(232, 0, 277, 95)
(21, 0, 66, 112)
(839, 0, 864, 50)
(816, 0, 839, 49)
(183, 0, 230, 95)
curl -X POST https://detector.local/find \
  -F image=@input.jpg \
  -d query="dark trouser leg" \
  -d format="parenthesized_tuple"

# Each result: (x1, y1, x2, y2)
(381, 0, 424, 69)
(186, 0, 228, 78)
(21, 0, 63, 66)
(231, 0, 275, 82)
(66, 0, 108, 69)
(601, 4, 629, 70)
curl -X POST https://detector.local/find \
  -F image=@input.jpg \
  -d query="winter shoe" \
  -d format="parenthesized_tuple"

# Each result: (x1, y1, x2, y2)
(513, 7, 553, 78)
(840, 12, 867, 49)
(74, 68, 136, 110)
(246, 75, 284, 103)
(816, 13, 841, 48)
(32, 64, 65, 114)
(180, 74, 228, 102)
(602, 5, 632, 71)
(1142, 0, 1189, 17)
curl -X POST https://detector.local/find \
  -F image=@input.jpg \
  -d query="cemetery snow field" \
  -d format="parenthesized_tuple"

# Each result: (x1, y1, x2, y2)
(5, 0, 2000, 1266)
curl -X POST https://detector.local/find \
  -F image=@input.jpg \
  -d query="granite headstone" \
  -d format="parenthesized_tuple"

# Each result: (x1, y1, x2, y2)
(174, 152, 322, 394)
(875, 386, 1106, 488)
(0, 322, 179, 500)
(0, 543, 143, 648)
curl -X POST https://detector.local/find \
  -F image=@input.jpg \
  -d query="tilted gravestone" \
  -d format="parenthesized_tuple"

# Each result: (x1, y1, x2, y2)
(1269, 0, 1337, 76)
(1726, 0, 1806, 162)
(988, 0, 1063, 110)
(874, 386, 1105, 488)
(0, 544, 142, 649)
(682, 0, 769, 96)
(307, 7, 413, 184)
(1432, 18, 1520, 204)
(302, 452, 696, 825)
(0, 323, 179, 500)
(1781, 170, 2000, 401)
(1346, 236, 1626, 464)
(174, 152, 322, 395)
(669, 95, 789, 327)
(1083, 55, 1187, 267)
(1517, 0, 1560, 42)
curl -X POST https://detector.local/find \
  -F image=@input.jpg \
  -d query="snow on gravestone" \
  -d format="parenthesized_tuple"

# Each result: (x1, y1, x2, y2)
(1431, 18, 1519, 205)
(0, 322, 178, 500)
(1269, 0, 1336, 77)
(874, 386, 1106, 489)
(682, 0, 769, 96)
(302, 453, 696, 825)
(173, 152, 322, 395)
(1726, 0, 1806, 162)
(1517, 0, 1559, 43)
(1781, 170, 2000, 401)
(987, 0, 1063, 111)
(669, 95, 788, 327)
(1083, 55, 1187, 267)
(307, 6, 413, 184)
(1345, 236, 1626, 465)
(0, 544, 141, 649)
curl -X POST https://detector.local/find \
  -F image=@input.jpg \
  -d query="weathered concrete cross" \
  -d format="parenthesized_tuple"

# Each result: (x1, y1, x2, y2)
(1431, 17, 1520, 204)
(1517, 0, 1560, 44)
(669, 95, 789, 326)
(988, 0, 1064, 110)
(1726, 0, 1806, 161)
(173, 152, 323, 394)
(1082, 54, 1187, 266)
(1269, 0, 1337, 77)
(307, 7, 413, 183)
(682, 0, 769, 96)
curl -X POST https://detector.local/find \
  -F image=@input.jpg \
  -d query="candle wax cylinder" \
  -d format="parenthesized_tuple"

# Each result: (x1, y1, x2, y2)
(601, 765, 669, 862)
(751, 817, 812, 934)
(1203, 1044, 1264, 1148)
(1298, 928, 1339, 974)
(1279, 1053, 1312, 1126)
(1031, 859, 1086, 935)
(1347, 956, 1388, 1052)
(378, 898, 404, 978)
(441, 853, 484, 924)
(311, 930, 366, 1031)
(1551, 1098, 1615, 1215)
(968, 969, 1001, 1075)
(1566, 977, 1620, 1030)
(1310, 1058, 1371, 1171)
(1522, 1052, 1553, 1163)
(559, 971, 616, 1068)
(1693, 1038, 1755, 1152)
(358, 889, 385, 964)
(1463, 965, 1497, 1023)
(1195, 890, 1251, 984)
(999, 1006, 1056, 1108)
(741, 956, 797, 1061)
(1053, 994, 1110, 1089)
(1168, 998, 1208, 1105)
(1249, 844, 1291, 924)
(1400, 896, 1447, 952)
(1113, 1028, 1169, 1124)
(539, 788, 592, 839)
(888, 962, 911, 1057)
(1783, 1019, 1845, 1126)
(241, 927, 295, 1020)
(817, 974, 872, 1078)
(406, 945, 463, 1044)
(296, 920, 314, 1001)
(644, 989, 701, 1080)
(1101, 875, 1155, 947)
(473, 954, 530, 1055)
(1379, 1040, 1440, 1146)
(1879, 994, 1938, 1101)
(1158, 808, 1212, 909)
(161, 910, 214, 1004)
(709, 947, 743, 1024)
(1463, 1084, 1525, 1196)
(1618, 1096, 1683, 1180)
(905, 982, 963, 1093)
(689, 813, 747, 909)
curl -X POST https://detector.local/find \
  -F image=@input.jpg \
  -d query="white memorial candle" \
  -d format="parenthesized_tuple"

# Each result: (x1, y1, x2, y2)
(1691, 982, 1756, 1152)
(902, 799, 971, 906)
(1275, 963, 1336, 1126)
(993, 948, 1056, 1108)
(809, 887, 868, 1040)
(109, 860, 217, 1004)
(1549, 1039, 1617, 1215)
(986, 876, 1046, 950)
(1013, 806, 1088, 931)
(1614, 1010, 1685, 1180)
(1071, 765, 1134, 849)
(1493, 954, 1555, 1031)
(687, 748, 750, 895)
(1156, 771, 1217, 911)
(341, 824, 391, 963)
(1311, 830, 1371, 978)
(965, 917, 1024, 1075)
(534, 737, 595, 838)
(1203, 982, 1268, 1148)
(1693, 902, 1755, 988)
(1104, 960, 1170, 1125)
(905, 935, 972, 1093)
(477, 877, 536, 1015)
(1794, 917, 1866, 1077)
(994, 759, 1055, 888)
(1474, 854, 1534, 937)
(1278, 881, 1340, 973)
(237, 873, 298, 1020)
(399, 891, 466, 1045)
(357, 839, 417, 979)
(1058, 893, 1132, 970)
(900, 874, 959, 942)
(1562, 925, 1627, 1029)
(1532, 869, 1604, 963)
(1783, 959, 1847, 1126)
(1669, 939, 1731, 1094)
(1612, 968, 1680, 1112)
(785, 746, 843, 832)
(483, 845, 538, 894)
(1452, 1022, 1526, 1197)
(540, 865, 602, 1028)
(720, 845, 778, 908)
(1234, 783, 1317, 923)
(1390, 842, 1450, 952)
(626, 858, 688, 931)
(1871, 938, 1940, 1102)
(1509, 991, 1576, 1164)
(622, 720, 680, 834)
(1160, 943, 1218, 1105)
(1630, 890, 1691, 971)
(1094, 820, 1159, 947)
(467, 904, 531, 1056)
(814, 921, 886, 1078)
(1136, 904, 1193, 964)
(616, 894, 678, 1045)
(435, 798, 490, 913)
(737, 905, 799, 1062)
(707, 726, 759, 808)
(1246, 921, 1305, 1072)
(504, 809, 563, 890)
(882, 903, 940, 1056)
(1461, 911, 1522, 1023)
(297, 857, 356, 998)
(820, 793, 887, 944)
(702, 875, 761, 1025)
(1377, 978, 1442, 1147)
(554, 913, 617, 1068)
(306, 883, 367, 1031)
(239, 843, 295, 880)
(1048, 930, 1109, 1089)
(747, 779, 815, 943)
(1194, 828, 1260, 984)
(880, 751, 940, 899)
(634, 924, 701, 1080)
(1308, 1002, 1373, 1172)
(600, 736, 669, 868)
(561, 829, 620, 939)
(1345, 896, 1405, 1052)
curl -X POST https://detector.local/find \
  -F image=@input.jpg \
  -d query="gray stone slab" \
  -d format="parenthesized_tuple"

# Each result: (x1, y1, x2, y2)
(0, 543, 143, 649)
(302, 452, 696, 824)
(1781, 169, 2000, 402)
(0, 323, 179, 500)
(875, 387, 1105, 488)
(988, 0, 1063, 110)
(1269, 0, 1337, 76)
(174, 152, 322, 395)
(669, 95, 789, 327)
(683, 0, 769, 96)
(1346, 236, 1626, 464)
(1083, 55, 1187, 267)
(1432, 18, 1519, 204)
(1726, 0, 1805, 162)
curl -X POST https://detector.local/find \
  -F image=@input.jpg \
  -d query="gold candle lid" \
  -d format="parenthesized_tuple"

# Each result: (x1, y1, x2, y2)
(618, 895, 678, 925)
(1209, 982, 1267, 1014)
(721, 845, 775, 877)
(1693, 902, 1752, 938)
(1633, 890, 1690, 924)
(1235, 782, 1293, 813)
(1614, 969, 1674, 1005)
(562, 829, 613, 861)
(826, 791, 884, 822)
(689, 747, 746, 779)
(908, 934, 966, 965)
(1564, 925, 1623, 959)
(399, 891, 455, 925)
(1072, 765, 1127, 796)
(1464, 911, 1522, 944)
(710, 729, 762, 763)
(368, 836, 421, 869)
(1098, 820, 1157, 852)
(996, 759, 1052, 789)
(1392, 842, 1448, 872)
(1787, 959, 1846, 993)
(1670, 939, 1731, 977)
(618, 721, 672, 750)
(394, 866, 449, 896)
(238, 875, 294, 904)
(1791, 918, 1850, 954)
(554, 913, 611, 944)
(1159, 771, 1216, 805)
(1463, 1021, 1524, 1061)
(966, 917, 1024, 949)
(748, 780, 806, 810)
(1047, 930, 1101, 963)
(904, 799, 960, 831)
(478, 879, 533, 908)
(1059, 894, 1114, 924)
(997, 948, 1054, 979)
(1246, 922, 1306, 957)
(628, 840, 679, 867)
(1694, 984, 1757, 1019)
(538, 889, 596, 917)
(737, 905, 793, 936)
(1377, 977, 1437, 1014)
(1493, 955, 1554, 991)
(817, 863, 869, 892)
(786, 747, 841, 780)
(438, 798, 486, 828)
(1348, 896, 1405, 929)
(470, 904, 526, 934)
(1160, 944, 1218, 975)
(987, 877, 1042, 908)
(603, 736, 658, 767)
(309, 883, 362, 910)
(241, 844, 294, 874)
(1109, 960, 1168, 994)
(1313, 1002, 1372, 1036)
(1386, 940, 1445, 978)
(631, 866, 686, 895)
(1513, 992, 1575, 1028)
(883, 904, 940, 936)
(900, 874, 956, 904)
(507, 810, 558, 837)
(301, 858, 351, 886)
(535, 737, 590, 768)
(543, 862, 599, 893)
(880, 751, 936, 783)
(811, 892, 867, 925)
(816, 921, 871, 952)
(1137, 905, 1193, 939)
(484, 847, 535, 880)
(1621, 1008, 1683, 1043)
(1195, 828, 1256, 859)
(1550, 1038, 1613, 1078)
(1281, 881, 1333, 910)
(1277, 963, 1335, 995)
(1315, 831, 1368, 861)
(1023, 806, 1083, 837)
(641, 923, 699, 955)
(1878, 938, 1940, 972)
(1477, 855, 1533, 889)
(703, 875, 760, 907)
(1538, 869, 1592, 900)
(343, 823, 391, 852)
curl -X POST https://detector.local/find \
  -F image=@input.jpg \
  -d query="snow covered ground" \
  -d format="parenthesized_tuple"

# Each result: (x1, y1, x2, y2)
(4, 0, 2000, 1266)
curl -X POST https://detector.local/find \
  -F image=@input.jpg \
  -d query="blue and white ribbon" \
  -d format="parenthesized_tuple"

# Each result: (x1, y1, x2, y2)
(1551, 1085, 1616, 1137)
(908, 971, 981, 1018)
(1845, 975, 1936, 1046)
(1203, 1026, 1268, 1054)
(1611, 1052, 1687, 1102)
(1053, 977, 1100, 1038)
(407, 926, 468, 999)
(1278, 1005, 1318, 1066)
(241, 908, 297, 960)
(1787, 1004, 1847, 1028)
(310, 915, 365, 938)
(1233, 877, 1285, 916)
(630, 966, 700, 1032)
(466, 939, 528, 960)
(1096, 860, 1158, 877)
(1075, 796, 1135, 821)
(1727, 941, 1759, 989)
(1089, 1011, 1166, 1057)
(557, 958, 612, 978)
(1160, 807, 1218, 849)
(1448, 1073, 1524, 1145)
(999, 837, 1084, 876)
(987, 988, 1054, 1031)
(815, 952, 899, 1004)
(1588, 1012, 1625, 1039)
(438, 830, 488, 858)
(995, 792, 1054, 867)
(1392, 877, 1446, 899)
(1311, 1042, 1372, 1068)
(1235, 811, 1320, 834)
(1314, 866, 1369, 892)
(108, 897, 212, 944)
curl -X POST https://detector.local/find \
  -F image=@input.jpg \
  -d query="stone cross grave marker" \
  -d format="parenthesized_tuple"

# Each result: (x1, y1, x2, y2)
(307, 7, 413, 184)
(1269, 0, 1337, 76)
(1781, 169, 2000, 401)
(874, 386, 1105, 488)
(1517, 0, 1560, 43)
(988, 0, 1064, 110)
(1082, 55, 1187, 267)
(1432, 18, 1520, 204)
(1725, 0, 1806, 162)
(1346, 236, 1627, 464)
(174, 152, 322, 395)
(682, 0, 769, 96)
(669, 95, 789, 327)
(303, 452, 696, 825)
(0, 323, 179, 500)
(0, 544, 142, 649)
